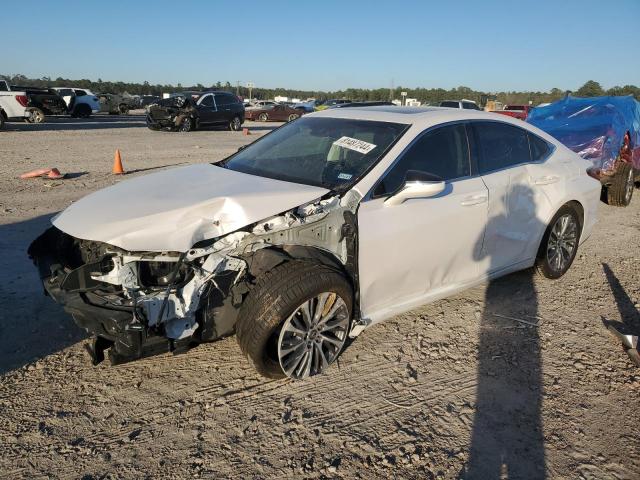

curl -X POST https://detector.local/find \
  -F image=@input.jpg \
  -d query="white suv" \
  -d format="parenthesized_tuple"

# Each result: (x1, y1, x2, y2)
(53, 87, 100, 118)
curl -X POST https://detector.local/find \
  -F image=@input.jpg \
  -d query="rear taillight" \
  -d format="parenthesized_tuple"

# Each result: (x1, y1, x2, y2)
(16, 95, 28, 107)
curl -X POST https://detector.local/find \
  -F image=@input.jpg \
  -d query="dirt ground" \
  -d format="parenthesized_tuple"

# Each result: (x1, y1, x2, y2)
(0, 113, 639, 479)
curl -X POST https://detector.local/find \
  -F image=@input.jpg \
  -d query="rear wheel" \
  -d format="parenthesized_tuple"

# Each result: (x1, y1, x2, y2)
(26, 108, 45, 123)
(118, 104, 129, 115)
(228, 116, 242, 131)
(73, 104, 92, 118)
(535, 205, 581, 279)
(236, 260, 352, 379)
(258, 112, 268, 122)
(605, 162, 634, 207)
(287, 113, 299, 122)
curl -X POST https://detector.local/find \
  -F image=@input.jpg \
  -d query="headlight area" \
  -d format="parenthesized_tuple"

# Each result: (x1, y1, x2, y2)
(28, 227, 248, 366)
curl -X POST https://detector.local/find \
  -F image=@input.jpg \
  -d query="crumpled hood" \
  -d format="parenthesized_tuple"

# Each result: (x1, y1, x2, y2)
(53, 164, 329, 252)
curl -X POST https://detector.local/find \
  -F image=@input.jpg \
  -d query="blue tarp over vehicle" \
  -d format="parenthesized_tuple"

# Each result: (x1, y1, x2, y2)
(527, 95, 640, 173)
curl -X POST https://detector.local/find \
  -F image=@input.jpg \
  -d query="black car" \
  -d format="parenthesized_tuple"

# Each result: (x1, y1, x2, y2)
(146, 91, 245, 132)
(12, 85, 68, 122)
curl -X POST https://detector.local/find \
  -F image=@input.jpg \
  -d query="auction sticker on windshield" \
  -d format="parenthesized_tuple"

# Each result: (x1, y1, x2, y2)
(333, 136, 377, 155)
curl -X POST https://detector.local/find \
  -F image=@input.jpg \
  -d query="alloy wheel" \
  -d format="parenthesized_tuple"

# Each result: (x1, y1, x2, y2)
(277, 292, 350, 379)
(546, 214, 578, 273)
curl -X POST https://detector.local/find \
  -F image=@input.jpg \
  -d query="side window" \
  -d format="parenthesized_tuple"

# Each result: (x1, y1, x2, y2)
(462, 102, 476, 110)
(199, 95, 214, 107)
(215, 94, 236, 106)
(474, 122, 531, 174)
(528, 132, 553, 161)
(374, 124, 471, 196)
(75, 90, 87, 97)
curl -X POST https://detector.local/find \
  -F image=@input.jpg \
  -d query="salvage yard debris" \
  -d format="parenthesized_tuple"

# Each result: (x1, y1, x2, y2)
(19, 167, 65, 180)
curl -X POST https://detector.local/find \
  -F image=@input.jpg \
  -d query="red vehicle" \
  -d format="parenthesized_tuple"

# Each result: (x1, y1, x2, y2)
(245, 103, 302, 122)
(492, 105, 533, 121)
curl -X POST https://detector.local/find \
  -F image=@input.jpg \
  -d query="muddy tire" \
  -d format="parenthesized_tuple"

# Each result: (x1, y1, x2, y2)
(605, 163, 634, 207)
(287, 113, 299, 122)
(118, 104, 129, 115)
(26, 108, 45, 124)
(535, 205, 582, 279)
(258, 112, 268, 122)
(228, 116, 242, 131)
(236, 260, 353, 379)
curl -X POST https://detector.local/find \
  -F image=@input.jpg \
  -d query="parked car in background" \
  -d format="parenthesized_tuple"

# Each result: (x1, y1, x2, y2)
(330, 101, 395, 109)
(52, 87, 100, 118)
(528, 95, 640, 207)
(315, 99, 352, 111)
(97, 93, 131, 114)
(293, 100, 317, 113)
(439, 99, 482, 110)
(492, 104, 533, 121)
(0, 81, 31, 127)
(29, 106, 600, 378)
(146, 91, 244, 132)
(11, 85, 68, 122)
(140, 95, 161, 108)
(246, 100, 277, 110)
(244, 103, 302, 122)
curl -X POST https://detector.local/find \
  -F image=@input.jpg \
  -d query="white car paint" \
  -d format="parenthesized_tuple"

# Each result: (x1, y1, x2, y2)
(50, 106, 601, 334)
(52, 87, 101, 113)
(52, 163, 328, 252)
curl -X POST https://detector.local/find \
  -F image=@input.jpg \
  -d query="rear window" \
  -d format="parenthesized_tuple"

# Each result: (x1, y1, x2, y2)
(528, 132, 553, 161)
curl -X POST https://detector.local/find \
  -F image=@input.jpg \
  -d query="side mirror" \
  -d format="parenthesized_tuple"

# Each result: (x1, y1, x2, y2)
(384, 170, 445, 206)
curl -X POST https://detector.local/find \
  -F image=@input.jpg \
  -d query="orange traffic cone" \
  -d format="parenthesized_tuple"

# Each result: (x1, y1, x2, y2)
(112, 149, 125, 174)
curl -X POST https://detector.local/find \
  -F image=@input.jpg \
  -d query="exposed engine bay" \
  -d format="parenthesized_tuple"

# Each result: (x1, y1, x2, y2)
(28, 191, 363, 365)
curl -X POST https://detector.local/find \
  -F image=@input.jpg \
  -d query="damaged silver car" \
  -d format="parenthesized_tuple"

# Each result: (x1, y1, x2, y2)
(29, 107, 600, 379)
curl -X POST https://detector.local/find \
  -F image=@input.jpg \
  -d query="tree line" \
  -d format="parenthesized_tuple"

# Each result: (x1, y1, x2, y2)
(1, 74, 638, 105)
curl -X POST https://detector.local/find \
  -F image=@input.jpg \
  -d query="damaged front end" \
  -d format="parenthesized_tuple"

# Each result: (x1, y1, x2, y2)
(146, 96, 196, 131)
(28, 192, 362, 365)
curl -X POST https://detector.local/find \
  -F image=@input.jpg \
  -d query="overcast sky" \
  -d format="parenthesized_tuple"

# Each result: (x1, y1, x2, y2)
(1, 0, 638, 92)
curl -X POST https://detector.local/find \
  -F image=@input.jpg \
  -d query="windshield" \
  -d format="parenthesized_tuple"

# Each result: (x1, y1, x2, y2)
(222, 117, 408, 189)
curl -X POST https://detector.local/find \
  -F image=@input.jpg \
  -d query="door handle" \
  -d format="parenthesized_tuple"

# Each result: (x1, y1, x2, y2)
(461, 194, 488, 206)
(532, 175, 559, 185)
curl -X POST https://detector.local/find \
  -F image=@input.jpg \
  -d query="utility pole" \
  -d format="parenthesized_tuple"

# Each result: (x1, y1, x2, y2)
(247, 81, 255, 102)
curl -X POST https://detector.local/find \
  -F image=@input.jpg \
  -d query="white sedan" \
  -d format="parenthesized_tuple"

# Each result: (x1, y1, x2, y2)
(29, 107, 601, 379)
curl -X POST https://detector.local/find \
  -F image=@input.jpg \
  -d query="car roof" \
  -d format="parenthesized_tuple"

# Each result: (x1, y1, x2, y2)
(309, 106, 558, 139)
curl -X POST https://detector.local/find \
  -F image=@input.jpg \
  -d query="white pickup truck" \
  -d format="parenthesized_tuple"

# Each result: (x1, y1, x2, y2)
(0, 80, 31, 128)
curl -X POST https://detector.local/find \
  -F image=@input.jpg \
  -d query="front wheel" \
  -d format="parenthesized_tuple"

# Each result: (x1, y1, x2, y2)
(177, 116, 193, 132)
(605, 163, 634, 207)
(258, 112, 268, 122)
(535, 205, 581, 279)
(118, 104, 129, 115)
(287, 113, 299, 122)
(236, 261, 352, 379)
(228, 116, 242, 131)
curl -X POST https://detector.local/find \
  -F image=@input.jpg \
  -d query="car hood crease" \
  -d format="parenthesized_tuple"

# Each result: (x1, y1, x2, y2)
(52, 164, 329, 252)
